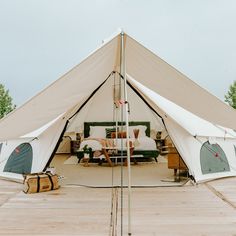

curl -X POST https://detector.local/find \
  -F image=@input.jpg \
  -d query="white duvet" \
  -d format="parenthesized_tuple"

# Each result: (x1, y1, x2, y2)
(80, 137, 156, 151)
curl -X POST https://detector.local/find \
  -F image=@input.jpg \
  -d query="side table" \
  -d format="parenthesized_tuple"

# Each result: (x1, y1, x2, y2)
(71, 140, 80, 155)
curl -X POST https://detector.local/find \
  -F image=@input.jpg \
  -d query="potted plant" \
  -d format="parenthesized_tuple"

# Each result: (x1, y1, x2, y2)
(82, 144, 92, 159)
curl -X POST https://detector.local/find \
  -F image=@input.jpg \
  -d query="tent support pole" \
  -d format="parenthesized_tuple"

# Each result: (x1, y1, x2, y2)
(120, 31, 132, 236)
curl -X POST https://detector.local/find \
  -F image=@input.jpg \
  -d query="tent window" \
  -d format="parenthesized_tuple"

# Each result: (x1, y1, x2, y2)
(4, 143, 33, 174)
(200, 141, 230, 174)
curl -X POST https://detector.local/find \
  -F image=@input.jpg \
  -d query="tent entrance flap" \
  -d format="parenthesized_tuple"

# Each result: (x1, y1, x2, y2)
(43, 120, 69, 171)
(43, 74, 114, 171)
(68, 72, 114, 121)
(126, 79, 167, 130)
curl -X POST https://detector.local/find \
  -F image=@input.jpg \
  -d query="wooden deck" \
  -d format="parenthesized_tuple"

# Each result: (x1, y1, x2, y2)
(0, 177, 235, 235)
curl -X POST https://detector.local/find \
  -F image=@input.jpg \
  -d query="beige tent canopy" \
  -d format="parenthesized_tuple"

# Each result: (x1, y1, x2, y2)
(0, 30, 236, 183)
(0, 31, 236, 140)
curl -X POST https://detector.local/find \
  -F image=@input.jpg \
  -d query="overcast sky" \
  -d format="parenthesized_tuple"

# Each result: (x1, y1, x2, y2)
(0, 0, 236, 106)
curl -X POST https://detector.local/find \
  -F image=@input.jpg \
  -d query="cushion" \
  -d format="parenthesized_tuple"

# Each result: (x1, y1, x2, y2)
(105, 128, 117, 138)
(133, 128, 140, 139)
(111, 131, 127, 139)
(129, 125, 147, 138)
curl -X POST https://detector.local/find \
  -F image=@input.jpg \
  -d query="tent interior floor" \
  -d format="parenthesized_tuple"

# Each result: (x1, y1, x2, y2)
(51, 154, 189, 187)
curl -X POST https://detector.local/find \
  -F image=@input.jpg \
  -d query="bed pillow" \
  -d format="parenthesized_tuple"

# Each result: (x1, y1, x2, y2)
(89, 126, 114, 138)
(129, 125, 147, 138)
(106, 128, 117, 138)
(89, 126, 106, 138)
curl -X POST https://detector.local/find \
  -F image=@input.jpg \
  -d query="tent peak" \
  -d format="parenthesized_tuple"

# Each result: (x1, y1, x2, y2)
(101, 28, 124, 45)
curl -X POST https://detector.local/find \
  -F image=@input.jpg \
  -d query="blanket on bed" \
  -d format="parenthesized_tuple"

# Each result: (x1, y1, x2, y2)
(84, 138, 116, 148)
(81, 137, 156, 151)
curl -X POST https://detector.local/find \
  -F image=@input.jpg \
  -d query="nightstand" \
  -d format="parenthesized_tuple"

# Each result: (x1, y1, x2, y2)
(71, 140, 80, 155)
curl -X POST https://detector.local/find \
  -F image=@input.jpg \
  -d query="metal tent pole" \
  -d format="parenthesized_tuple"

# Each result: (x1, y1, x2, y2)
(120, 31, 132, 236)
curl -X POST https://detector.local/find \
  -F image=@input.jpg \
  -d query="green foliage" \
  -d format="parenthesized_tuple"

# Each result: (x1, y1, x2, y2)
(0, 84, 16, 119)
(225, 81, 236, 109)
(82, 144, 92, 154)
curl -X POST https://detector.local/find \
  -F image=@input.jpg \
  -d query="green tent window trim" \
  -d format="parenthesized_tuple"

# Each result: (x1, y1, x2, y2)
(234, 145, 236, 156)
(4, 143, 33, 174)
(200, 141, 230, 174)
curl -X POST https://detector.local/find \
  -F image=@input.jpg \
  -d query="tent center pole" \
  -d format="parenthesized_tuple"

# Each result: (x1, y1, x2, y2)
(120, 31, 132, 236)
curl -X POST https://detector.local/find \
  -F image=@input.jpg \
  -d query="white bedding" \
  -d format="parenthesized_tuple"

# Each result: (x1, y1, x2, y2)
(80, 137, 156, 151)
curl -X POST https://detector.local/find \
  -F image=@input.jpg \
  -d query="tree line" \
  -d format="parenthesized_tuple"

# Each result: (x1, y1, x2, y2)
(0, 84, 16, 119)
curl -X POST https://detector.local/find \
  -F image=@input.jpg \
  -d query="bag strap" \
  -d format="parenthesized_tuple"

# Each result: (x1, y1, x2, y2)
(45, 173, 54, 190)
(37, 175, 40, 193)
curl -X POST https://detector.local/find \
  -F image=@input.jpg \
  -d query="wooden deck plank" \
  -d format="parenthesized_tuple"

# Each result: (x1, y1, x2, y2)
(0, 181, 111, 235)
(0, 177, 235, 235)
(118, 183, 236, 236)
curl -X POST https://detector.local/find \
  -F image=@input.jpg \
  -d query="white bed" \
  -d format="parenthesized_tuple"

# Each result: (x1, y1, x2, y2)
(78, 123, 159, 162)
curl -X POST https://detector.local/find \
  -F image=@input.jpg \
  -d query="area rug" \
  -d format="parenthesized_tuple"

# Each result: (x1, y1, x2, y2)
(52, 154, 188, 187)
(63, 155, 78, 165)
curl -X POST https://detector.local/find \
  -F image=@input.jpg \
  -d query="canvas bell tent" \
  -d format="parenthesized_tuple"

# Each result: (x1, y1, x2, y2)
(0, 30, 236, 183)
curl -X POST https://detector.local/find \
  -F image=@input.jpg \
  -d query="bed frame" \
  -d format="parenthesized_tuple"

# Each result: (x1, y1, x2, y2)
(84, 121, 150, 138)
(83, 121, 159, 161)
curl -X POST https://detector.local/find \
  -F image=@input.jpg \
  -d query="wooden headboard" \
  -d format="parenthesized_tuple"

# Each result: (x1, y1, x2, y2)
(84, 121, 150, 138)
